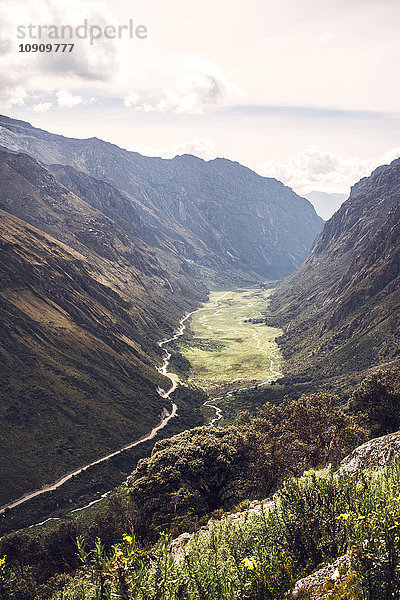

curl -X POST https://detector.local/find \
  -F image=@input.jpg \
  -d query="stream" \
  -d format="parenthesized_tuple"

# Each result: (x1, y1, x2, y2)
(0, 290, 275, 525)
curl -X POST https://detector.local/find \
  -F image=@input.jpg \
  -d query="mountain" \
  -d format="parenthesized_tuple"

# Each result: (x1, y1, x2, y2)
(304, 191, 348, 220)
(0, 150, 205, 505)
(0, 114, 323, 284)
(269, 158, 400, 385)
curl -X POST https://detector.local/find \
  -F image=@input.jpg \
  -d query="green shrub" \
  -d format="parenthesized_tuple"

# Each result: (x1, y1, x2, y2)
(350, 370, 400, 436)
(267, 467, 352, 569)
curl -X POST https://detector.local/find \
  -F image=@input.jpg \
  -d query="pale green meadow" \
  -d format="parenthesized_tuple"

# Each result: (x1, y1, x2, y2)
(178, 288, 283, 394)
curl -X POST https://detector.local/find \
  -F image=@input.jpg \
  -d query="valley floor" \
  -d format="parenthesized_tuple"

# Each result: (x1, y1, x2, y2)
(176, 287, 283, 395)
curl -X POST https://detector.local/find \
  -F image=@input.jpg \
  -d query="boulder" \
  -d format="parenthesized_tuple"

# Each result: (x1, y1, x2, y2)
(340, 431, 400, 476)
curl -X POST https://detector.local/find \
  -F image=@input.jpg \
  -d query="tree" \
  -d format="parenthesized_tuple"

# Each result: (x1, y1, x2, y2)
(128, 426, 248, 536)
(243, 392, 367, 496)
(350, 369, 400, 436)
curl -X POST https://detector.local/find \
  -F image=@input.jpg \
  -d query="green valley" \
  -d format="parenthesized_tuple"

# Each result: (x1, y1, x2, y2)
(175, 288, 283, 395)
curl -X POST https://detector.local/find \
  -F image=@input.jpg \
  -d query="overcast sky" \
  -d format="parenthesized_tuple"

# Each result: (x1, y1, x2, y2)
(0, 0, 399, 197)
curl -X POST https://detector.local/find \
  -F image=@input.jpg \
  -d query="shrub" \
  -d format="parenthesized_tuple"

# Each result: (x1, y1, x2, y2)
(128, 426, 249, 536)
(350, 369, 400, 436)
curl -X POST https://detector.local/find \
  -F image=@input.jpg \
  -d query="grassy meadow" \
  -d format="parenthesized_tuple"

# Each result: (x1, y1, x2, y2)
(176, 288, 283, 394)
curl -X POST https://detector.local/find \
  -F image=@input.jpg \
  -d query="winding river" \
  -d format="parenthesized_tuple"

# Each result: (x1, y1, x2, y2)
(0, 290, 276, 522)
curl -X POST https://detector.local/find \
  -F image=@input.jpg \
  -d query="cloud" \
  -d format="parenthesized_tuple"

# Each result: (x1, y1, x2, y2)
(33, 102, 52, 112)
(0, 0, 125, 109)
(124, 93, 140, 108)
(56, 89, 82, 108)
(128, 137, 217, 161)
(129, 56, 243, 114)
(316, 31, 335, 44)
(168, 138, 217, 159)
(259, 146, 400, 194)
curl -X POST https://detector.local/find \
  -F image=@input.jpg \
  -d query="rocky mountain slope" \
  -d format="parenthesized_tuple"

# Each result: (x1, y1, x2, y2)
(0, 114, 323, 284)
(0, 150, 206, 506)
(269, 158, 400, 384)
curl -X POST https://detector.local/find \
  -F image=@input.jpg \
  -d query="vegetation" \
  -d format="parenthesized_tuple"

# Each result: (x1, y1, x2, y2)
(129, 426, 249, 537)
(349, 369, 400, 436)
(176, 288, 283, 394)
(0, 384, 206, 538)
(241, 392, 367, 498)
(0, 371, 399, 599)
(3, 462, 400, 599)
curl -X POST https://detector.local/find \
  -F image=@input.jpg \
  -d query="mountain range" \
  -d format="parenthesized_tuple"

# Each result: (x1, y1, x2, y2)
(1, 112, 398, 509)
(304, 191, 347, 220)
(0, 114, 323, 284)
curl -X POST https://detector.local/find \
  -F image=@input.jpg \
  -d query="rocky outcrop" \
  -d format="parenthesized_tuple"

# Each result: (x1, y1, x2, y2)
(290, 555, 352, 599)
(340, 431, 400, 476)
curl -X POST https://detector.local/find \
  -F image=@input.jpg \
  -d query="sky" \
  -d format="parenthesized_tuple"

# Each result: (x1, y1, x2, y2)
(0, 0, 399, 201)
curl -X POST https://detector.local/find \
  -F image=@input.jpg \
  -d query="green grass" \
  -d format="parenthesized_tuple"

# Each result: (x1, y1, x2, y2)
(176, 288, 283, 394)
(44, 463, 400, 600)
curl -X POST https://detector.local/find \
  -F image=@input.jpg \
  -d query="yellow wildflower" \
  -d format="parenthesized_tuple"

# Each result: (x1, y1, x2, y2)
(122, 534, 134, 545)
(0, 556, 6, 568)
(338, 513, 352, 521)
(242, 557, 257, 570)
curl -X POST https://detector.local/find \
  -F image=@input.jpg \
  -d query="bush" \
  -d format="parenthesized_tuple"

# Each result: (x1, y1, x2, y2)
(350, 369, 400, 436)
(243, 393, 367, 497)
(128, 426, 249, 537)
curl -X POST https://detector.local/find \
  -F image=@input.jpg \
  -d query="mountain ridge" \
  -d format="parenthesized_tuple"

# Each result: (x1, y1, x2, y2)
(0, 114, 323, 284)
(269, 157, 400, 384)
(0, 149, 206, 505)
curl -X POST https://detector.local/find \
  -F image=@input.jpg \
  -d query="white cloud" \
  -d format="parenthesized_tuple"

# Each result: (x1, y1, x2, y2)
(56, 89, 82, 108)
(33, 102, 52, 112)
(0, 0, 125, 109)
(124, 93, 140, 108)
(169, 138, 217, 159)
(128, 56, 243, 114)
(128, 137, 217, 161)
(316, 31, 335, 44)
(259, 147, 400, 194)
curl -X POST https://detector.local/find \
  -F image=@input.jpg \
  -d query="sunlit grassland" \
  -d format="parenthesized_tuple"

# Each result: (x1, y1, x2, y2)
(177, 288, 283, 394)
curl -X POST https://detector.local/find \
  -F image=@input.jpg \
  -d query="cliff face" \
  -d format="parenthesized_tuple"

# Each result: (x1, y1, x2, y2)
(0, 114, 323, 284)
(269, 158, 400, 382)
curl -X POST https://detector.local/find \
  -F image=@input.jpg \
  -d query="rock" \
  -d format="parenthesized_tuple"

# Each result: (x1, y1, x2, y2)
(289, 554, 352, 599)
(340, 431, 400, 476)
(170, 532, 192, 562)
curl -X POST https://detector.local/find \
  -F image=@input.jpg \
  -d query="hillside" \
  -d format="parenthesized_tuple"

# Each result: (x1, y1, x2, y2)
(0, 151, 206, 506)
(2, 375, 400, 599)
(0, 114, 323, 284)
(269, 158, 400, 384)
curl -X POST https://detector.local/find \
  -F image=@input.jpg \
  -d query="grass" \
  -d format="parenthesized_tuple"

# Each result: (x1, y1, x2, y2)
(42, 462, 400, 600)
(176, 288, 283, 394)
